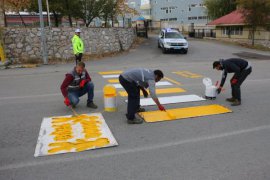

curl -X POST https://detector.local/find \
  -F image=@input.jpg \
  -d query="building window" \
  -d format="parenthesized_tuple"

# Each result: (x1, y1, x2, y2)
(169, 18, 177, 21)
(222, 27, 243, 36)
(188, 16, 198, 20)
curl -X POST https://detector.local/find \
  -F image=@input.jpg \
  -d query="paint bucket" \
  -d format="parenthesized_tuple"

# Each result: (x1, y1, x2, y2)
(103, 84, 117, 112)
(203, 78, 217, 100)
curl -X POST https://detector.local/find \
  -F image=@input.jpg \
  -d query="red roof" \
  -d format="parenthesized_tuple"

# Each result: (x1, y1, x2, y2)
(208, 10, 245, 26)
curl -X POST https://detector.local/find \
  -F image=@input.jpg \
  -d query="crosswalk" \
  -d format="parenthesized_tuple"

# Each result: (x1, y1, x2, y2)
(98, 70, 232, 122)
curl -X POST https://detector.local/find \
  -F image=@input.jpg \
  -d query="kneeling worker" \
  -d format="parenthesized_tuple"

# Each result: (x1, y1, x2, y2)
(61, 62, 98, 109)
(213, 58, 252, 106)
(119, 68, 166, 124)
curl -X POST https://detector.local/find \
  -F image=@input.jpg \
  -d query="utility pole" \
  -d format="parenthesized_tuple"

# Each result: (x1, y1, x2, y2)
(45, 0, 51, 27)
(38, 0, 48, 65)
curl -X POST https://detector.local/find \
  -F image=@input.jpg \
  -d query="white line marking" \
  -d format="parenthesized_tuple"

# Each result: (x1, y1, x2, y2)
(112, 81, 173, 89)
(1, 124, 270, 171)
(102, 75, 120, 78)
(126, 95, 205, 106)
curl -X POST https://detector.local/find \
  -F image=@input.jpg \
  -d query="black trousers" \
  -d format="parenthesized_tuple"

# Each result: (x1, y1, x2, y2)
(231, 67, 252, 101)
(119, 75, 140, 120)
(75, 53, 83, 65)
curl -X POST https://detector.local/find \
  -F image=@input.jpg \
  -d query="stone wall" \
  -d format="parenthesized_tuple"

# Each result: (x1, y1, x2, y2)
(3, 27, 136, 63)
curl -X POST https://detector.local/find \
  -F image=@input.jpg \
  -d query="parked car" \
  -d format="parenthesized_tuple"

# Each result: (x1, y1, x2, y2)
(158, 28, 188, 54)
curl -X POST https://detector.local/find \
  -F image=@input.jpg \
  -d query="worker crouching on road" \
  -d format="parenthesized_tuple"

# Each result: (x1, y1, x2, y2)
(119, 68, 166, 124)
(213, 58, 252, 106)
(61, 62, 98, 109)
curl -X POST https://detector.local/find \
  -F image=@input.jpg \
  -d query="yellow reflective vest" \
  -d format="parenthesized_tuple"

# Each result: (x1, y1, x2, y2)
(71, 35, 84, 55)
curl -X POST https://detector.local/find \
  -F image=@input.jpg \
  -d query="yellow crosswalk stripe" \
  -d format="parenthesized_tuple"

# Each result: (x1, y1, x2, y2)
(108, 79, 119, 83)
(99, 71, 122, 75)
(164, 77, 182, 85)
(118, 87, 186, 97)
(173, 71, 203, 78)
(139, 104, 232, 122)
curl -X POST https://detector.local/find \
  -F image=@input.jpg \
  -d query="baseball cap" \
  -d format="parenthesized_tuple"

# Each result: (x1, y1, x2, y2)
(75, 29, 81, 33)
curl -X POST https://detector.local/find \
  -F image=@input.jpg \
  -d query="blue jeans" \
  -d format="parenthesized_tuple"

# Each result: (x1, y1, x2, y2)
(67, 81, 94, 106)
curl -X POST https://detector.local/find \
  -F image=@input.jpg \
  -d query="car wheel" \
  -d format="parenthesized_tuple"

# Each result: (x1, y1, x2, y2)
(162, 47, 167, 54)
(158, 42, 161, 48)
(183, 49, 188, 54)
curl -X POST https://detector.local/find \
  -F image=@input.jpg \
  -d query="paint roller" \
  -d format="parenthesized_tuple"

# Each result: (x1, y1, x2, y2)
(69, 105, 79, 116)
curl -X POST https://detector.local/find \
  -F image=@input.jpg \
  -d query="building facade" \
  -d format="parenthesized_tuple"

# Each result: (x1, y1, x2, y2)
(127, 0, 208, 29)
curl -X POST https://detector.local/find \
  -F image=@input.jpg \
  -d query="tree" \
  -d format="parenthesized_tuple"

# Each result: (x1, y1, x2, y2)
(204, 0, 236, 20)
(5, 0, 31, 27)
(237, 0, 270, 46)
(116, 0, 138, 27)
(77, 0, 106, 27)
(101, 0, 117, 27)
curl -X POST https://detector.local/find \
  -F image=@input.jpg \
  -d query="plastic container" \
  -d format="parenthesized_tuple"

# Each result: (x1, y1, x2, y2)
(203, 78, 217, 100)
(103, 84, 117, 112)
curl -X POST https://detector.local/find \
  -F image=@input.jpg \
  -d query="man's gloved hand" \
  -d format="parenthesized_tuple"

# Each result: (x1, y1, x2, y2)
(231, 78, 238, 85)
(142, 90, 148, 98)
(158, 104, 166, 111)
(217, 87, 222, 94)
(79, 80, 87, 88)
(64, 97, 71, 106)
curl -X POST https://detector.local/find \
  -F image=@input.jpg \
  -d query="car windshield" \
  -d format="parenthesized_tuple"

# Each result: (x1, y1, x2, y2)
(165, 32, 184, 39)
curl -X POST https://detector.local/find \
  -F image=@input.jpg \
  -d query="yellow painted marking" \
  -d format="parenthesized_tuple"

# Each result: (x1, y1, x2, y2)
(173, 71, 203, 78)
(108, 79, 119, 83)
(164, 77, 182, 85)
(50, 123, 74, 141)
(139, 104, 232, 122)
(48, 114, 109, 154)
(48, 138, 110, 153)
(118, 87, 186, 97)
(99, 71, 123, 75)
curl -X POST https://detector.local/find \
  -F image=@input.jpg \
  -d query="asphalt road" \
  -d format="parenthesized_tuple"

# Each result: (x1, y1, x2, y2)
(1, 36, 270, 180)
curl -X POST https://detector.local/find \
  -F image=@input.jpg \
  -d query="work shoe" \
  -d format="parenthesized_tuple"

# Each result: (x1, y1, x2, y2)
(137, 107, 146, 112)
(226, 97, 236, 102)
(127, 118, 143, 124)
(87, 102, 98, 109)
(231, 99, 241, 106)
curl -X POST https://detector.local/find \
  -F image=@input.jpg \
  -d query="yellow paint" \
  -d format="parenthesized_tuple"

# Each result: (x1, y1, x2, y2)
(173, 71, 203, 78)
(103, 84, 117, 97)
(118, 87, 186, 97)
(107, 79, 119, 83)
(50, 123, 73, 141)
(48, 138, 110, 153)
(0, 43, 5, 63)
(99, 71, 123, 75)
(164, 77, 182, 85)
(48, 114, 110, 154)
(139, 104, 232, 122)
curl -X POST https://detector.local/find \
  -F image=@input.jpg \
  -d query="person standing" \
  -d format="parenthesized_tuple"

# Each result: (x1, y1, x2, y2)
(119, 68, 166, 124)
(61, 62, 98, 109)
(72, 29, 84, 65)
(213, 58, 252, 106)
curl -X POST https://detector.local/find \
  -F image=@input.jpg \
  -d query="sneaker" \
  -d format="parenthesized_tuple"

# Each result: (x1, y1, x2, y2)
(127, 118, 143, 124)
(226, 97, 236, 102)
(231, 99, 241, 106)
(87, 102, 98, 109)
(137, 107, 146, 112)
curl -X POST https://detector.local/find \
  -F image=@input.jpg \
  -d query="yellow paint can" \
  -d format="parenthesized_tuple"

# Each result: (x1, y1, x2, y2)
(103, 84, 117, 112)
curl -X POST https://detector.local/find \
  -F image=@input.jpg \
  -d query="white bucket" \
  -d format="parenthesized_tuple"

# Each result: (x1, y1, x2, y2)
(203, 78, 217, 99)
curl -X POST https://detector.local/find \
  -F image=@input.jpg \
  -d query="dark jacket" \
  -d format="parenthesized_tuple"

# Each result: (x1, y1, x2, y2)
(220, 58, 250, 87)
